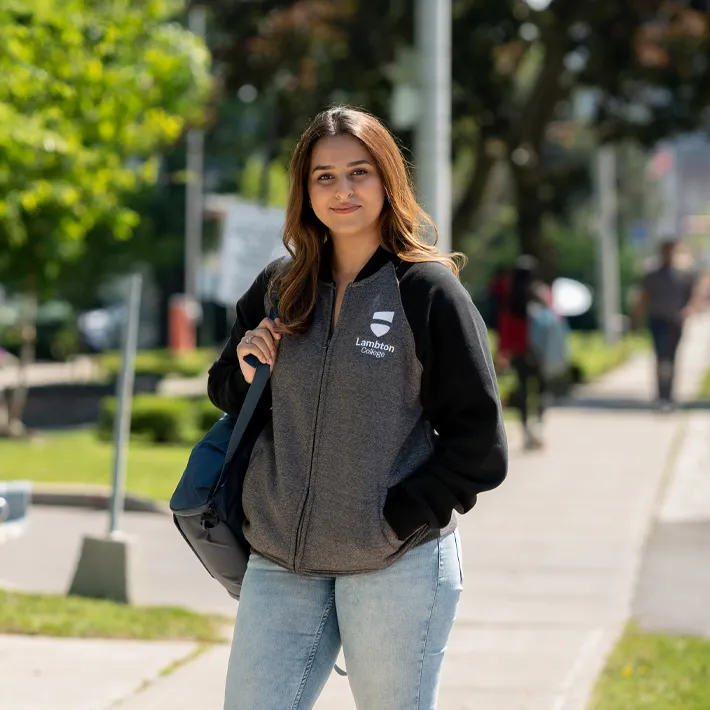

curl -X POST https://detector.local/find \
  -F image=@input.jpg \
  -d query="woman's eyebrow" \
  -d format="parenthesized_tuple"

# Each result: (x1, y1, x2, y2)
(311, 159, 372, 173)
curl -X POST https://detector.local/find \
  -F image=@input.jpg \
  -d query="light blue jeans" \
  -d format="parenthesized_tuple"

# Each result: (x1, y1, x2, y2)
(224, 531, 464, 710)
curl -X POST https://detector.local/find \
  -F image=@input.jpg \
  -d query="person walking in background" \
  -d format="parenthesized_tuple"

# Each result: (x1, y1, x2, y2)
(496, 255, 550, 451)
(635, 238, 704, 411)
(486, 265, 511, 330)
(208, 106, 508, 710)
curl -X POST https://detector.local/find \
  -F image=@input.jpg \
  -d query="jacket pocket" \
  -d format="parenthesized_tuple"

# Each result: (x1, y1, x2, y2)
(379, 483, 404, 551)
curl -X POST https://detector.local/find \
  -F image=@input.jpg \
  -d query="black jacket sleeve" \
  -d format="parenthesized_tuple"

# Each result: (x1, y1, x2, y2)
(207, 262, 278, 418)
(384, 262, 508, 539)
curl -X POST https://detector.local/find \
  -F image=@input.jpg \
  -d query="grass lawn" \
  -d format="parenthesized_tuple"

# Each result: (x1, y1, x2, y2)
(0, 588, 228, 641)
(699, 366, 710, 399)
(0, 430, 189, 501)
(588, 624, 710, 710)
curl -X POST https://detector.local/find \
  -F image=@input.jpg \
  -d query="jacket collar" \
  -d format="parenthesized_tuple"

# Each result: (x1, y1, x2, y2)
(318, 241, 396, 284)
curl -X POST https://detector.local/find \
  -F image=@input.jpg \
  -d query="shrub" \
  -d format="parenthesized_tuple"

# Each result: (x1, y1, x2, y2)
(98, 348, 217, 380)
(196, 397, 224, 434)
(98, 395, 196, 444)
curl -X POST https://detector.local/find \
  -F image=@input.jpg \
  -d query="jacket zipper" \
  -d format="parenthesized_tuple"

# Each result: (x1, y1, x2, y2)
(293, 283, 343, 571)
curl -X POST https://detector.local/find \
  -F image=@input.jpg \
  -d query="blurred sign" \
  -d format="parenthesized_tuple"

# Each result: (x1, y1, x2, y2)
(215, 198, 287, 307)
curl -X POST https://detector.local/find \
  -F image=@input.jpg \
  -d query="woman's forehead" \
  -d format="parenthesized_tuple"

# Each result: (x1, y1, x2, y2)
(310, 134, 373, 167)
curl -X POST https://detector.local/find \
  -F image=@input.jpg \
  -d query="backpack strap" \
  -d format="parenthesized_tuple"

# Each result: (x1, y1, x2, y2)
(223, 305, 279, 466)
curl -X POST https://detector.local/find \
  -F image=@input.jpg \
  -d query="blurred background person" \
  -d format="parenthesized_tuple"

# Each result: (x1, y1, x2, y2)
(634, 238, 704, 410)
(497, 255, 548, 450)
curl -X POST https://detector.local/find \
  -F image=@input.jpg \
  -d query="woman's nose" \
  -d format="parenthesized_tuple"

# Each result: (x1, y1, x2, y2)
(335, 175, 353, 200)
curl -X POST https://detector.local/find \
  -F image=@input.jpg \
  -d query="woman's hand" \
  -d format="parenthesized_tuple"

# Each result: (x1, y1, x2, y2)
(237, 318, 282, 384)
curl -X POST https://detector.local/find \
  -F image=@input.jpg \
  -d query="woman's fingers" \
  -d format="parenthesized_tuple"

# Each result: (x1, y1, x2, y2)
(240, 333, 272, 365)
(260, 317, 282, 341)
(237, 318, 282, 368)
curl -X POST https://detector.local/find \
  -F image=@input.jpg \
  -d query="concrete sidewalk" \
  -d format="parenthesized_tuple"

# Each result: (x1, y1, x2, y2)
(2, 315, 709, 710)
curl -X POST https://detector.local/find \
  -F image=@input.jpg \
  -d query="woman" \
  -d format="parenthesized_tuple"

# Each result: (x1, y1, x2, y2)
(497, 255, 548, 450)
(208, 106, 508, 710)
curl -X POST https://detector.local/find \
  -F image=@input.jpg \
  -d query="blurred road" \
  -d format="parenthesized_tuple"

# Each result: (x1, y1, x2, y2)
(0, 357, 99, 390)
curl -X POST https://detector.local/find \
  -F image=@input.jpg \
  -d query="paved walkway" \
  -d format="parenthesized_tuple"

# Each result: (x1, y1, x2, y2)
(1, 315, 709, 710)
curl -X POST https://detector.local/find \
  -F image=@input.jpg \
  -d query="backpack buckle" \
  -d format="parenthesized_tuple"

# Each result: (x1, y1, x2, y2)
(200, 507, 219, 530)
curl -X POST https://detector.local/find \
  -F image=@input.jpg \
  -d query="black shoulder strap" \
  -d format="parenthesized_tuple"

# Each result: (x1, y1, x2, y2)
(224, 305, 278, 465)
(224, 357, 270, 466)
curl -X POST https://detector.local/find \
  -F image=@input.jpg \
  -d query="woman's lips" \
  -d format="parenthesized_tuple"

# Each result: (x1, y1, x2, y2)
(331, 205, 360, 214)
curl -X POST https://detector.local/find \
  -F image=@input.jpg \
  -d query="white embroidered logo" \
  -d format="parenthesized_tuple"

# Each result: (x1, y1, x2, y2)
(370, 311, 394, 337)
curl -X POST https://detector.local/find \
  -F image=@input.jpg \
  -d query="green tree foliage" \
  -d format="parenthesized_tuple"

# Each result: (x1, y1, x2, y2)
(0, 0, 210, 434)
(0, 0, 211, 291)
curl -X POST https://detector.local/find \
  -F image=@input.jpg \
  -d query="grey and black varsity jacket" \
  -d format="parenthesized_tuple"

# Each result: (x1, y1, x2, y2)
(207, 247, 508, 575)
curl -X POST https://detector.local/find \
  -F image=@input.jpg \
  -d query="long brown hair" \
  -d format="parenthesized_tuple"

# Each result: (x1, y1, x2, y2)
(271, 106, 465, 335)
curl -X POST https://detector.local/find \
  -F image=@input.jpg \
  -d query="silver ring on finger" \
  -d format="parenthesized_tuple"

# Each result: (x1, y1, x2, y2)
(244, 334, 253, 345)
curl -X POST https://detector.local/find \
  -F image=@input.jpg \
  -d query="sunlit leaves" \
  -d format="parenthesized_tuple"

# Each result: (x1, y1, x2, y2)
(0, 0, 211, 288)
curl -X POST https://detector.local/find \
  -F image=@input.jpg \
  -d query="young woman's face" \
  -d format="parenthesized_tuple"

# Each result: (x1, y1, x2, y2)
(307, 134, 386, 239)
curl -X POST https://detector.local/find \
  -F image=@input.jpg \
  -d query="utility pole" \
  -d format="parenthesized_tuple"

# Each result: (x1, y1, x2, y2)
(596, 145, 622, 344)
(414, 0, 452, 252)
(185, 4, 206, 308)
(108, 274, 142, 536)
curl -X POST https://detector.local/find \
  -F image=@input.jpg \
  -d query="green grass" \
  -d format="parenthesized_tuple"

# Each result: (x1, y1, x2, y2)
(0, 588, 229, 641)
(588, 624, 710, 710)
(0, 430, 190, 501)
(699, 367, 710, 400)
(568, 331, 648, 381)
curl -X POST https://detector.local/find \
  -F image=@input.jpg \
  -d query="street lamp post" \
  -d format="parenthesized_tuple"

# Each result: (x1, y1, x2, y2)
(414, 0, 452, 252)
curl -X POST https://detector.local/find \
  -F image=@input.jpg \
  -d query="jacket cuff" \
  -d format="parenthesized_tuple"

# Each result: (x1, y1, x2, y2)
(384, 486, 429, 541)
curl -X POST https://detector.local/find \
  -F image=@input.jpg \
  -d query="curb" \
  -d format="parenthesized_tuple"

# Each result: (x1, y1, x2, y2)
(31, 484, 170, 516)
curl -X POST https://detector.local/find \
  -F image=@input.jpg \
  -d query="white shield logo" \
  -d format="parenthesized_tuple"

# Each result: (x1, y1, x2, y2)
(370, 311, 394, 337)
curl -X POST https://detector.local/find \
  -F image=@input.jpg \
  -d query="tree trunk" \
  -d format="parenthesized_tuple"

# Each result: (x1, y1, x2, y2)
(4, 281, 38, 438)
(451, 133, 496, 250)
(511, 164, 557, 279)
(513, 167, 543, 257)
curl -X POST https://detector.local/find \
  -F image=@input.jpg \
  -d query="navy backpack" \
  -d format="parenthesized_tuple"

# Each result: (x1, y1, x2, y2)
(170, 354, 270, 600)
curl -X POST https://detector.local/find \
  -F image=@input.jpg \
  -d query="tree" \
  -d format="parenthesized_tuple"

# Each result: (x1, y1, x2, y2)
(205, 0, 710, 265)
(451, 0, 710, 262)
(0, 0, 211, 435)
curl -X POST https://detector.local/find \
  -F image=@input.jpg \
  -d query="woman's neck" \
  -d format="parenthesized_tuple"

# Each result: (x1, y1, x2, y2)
(330, 232, 381, 285)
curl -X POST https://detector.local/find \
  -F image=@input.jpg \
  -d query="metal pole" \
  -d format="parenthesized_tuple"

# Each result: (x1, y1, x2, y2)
(596, 145, 622, 345)
(415, 0, 452, 252)
(109, 274, 142, 536)
(185, 5, 206, 303)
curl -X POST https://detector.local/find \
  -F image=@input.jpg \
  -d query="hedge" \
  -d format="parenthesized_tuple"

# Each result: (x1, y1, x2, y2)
(97, 348, 217, 380)
(98, 395, 223, 445)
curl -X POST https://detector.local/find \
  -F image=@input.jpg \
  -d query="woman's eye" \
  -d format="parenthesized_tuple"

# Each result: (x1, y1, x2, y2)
(352, 169, 368, 176)
(317, 174, 334, 181)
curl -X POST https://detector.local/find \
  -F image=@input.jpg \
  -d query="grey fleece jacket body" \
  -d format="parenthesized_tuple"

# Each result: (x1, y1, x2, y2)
(208, 248, 508, 576)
